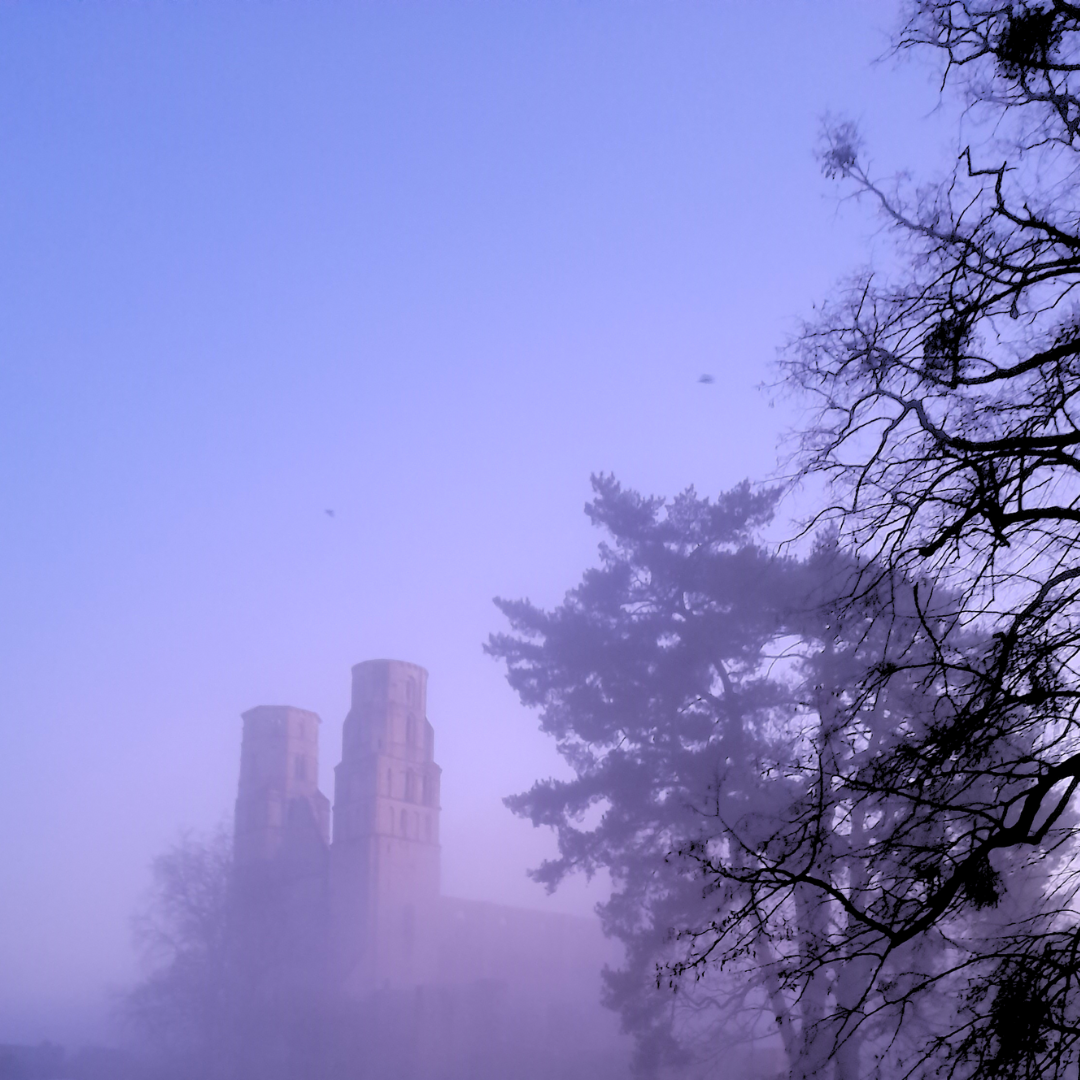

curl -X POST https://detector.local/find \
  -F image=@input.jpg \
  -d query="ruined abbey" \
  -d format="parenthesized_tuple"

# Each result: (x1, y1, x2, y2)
(231, 658, 625, 1079)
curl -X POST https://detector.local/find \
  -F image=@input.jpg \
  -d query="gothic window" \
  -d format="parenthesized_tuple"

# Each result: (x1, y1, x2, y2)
(405, 771, 417, 802)
(406, 715, 417, 745)
(422, 775, 433, 806)
(402, 904, 415, 957)
(400, 809, 408, 837)
(424, 815, 432, 842)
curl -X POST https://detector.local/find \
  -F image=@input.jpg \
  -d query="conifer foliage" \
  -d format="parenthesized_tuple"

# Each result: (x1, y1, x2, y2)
(488, 481, 982, 1077)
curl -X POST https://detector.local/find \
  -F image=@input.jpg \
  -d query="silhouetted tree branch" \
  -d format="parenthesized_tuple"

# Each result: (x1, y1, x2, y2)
(777, 3, 1080, 1076)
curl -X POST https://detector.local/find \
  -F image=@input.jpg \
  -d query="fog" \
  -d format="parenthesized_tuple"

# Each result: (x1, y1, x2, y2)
(1, 4, 954, 1077)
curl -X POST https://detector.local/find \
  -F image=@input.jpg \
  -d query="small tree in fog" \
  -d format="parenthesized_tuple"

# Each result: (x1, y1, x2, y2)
(126, 830, 338, 1080)
(125, 829, 236, 1079)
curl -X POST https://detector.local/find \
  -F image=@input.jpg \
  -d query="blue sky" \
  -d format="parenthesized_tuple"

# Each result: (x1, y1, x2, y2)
(0, 1, 950, 1043)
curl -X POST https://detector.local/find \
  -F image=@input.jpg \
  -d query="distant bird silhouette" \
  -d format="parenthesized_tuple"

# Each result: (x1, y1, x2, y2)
(325, 509, 335, 518)
(698, 374, 715, 384)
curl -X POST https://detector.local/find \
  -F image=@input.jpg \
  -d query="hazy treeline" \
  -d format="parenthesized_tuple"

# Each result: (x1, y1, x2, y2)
(0, 1043, 142, 1080)
(120, 830, 629, 1080)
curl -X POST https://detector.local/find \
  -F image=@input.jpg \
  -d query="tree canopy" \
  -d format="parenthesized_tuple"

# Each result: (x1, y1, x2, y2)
(489, 480, 988, 1077)
(493, 6, 1080, 1078)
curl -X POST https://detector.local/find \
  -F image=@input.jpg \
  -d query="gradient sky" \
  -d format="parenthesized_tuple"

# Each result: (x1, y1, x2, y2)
(0, 1, 952, 1044)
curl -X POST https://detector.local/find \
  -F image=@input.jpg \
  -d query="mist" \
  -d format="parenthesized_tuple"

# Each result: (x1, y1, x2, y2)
(0, 4, 968, 1079)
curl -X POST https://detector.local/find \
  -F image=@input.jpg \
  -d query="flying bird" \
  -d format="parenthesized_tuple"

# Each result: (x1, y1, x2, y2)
(325, 509, 335, 518)
(698, 374, 715, 384)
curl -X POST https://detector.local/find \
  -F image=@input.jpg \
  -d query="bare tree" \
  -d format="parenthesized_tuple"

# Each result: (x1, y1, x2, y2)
(125, 829, 341, 1080)
(774, 3, 1080, 1076)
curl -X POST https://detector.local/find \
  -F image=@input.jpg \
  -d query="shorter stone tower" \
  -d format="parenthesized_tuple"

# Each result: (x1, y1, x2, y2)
(234, 705, 330, 866)
(233, 705, 331, 993)
(330, 660, 441, 993)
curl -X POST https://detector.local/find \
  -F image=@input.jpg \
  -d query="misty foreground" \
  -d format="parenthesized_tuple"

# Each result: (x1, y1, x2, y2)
(107, 659, 646, 1080)
(101, 657, 788, 1080)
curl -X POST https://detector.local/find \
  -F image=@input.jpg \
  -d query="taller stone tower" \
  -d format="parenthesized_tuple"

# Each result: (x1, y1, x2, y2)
(330, 660, 441, 993)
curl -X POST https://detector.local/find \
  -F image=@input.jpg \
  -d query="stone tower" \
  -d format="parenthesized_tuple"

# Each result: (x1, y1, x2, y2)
(233, 705, 331, 993)
(330, 659, 441, 993)
(234, 705, 330, 866)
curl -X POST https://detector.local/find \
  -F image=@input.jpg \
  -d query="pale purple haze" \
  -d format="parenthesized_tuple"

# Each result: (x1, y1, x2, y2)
(0, 1, 949, 1045)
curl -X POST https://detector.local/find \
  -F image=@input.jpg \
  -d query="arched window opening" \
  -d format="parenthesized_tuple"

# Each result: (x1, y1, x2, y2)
(405, 771, 417, 803)
(406, 715, 417, 745)
(402, 904, 415, 957)
(400, 809, 408, 837)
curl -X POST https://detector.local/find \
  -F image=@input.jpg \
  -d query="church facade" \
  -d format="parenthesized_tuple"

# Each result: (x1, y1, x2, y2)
(230, 659, 625, 1079)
